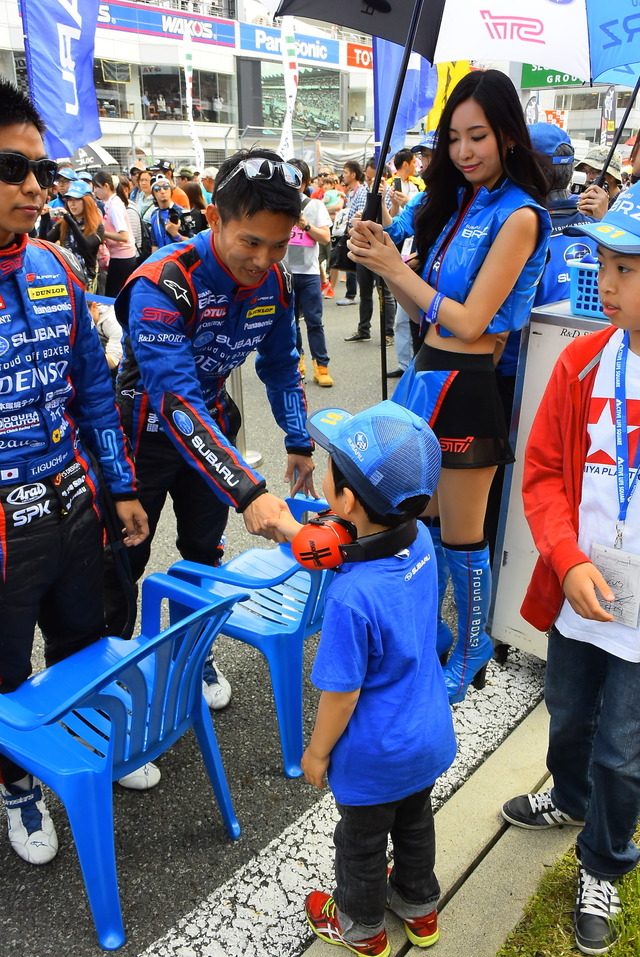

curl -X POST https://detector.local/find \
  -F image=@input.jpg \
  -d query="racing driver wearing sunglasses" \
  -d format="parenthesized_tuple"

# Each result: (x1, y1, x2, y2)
(105, 147, 317, 676)
(0, 80, 149, 866)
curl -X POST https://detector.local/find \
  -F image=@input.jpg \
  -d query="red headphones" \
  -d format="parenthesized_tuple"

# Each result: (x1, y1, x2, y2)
(292, 509, 418, 569)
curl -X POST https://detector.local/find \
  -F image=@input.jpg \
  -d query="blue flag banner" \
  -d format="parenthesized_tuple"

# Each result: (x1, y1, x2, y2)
(20, 0, 101, 159)
(372, 37, 438, 160)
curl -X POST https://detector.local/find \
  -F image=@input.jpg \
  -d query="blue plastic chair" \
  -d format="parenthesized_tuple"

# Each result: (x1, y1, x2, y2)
(168, 496, 334, 778)
(0, 573, 247, 951)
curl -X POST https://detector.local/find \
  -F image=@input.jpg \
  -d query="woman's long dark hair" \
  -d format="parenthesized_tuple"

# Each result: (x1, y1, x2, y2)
(415, 70, 548, 265)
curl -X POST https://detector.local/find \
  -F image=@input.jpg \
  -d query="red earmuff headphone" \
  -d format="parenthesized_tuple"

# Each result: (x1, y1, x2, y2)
(292, 510, 418, 569)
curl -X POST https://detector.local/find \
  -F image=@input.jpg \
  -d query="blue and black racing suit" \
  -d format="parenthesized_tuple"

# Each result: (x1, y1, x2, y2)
(108, 228, 312, 631)
(0, 233, 137, 782)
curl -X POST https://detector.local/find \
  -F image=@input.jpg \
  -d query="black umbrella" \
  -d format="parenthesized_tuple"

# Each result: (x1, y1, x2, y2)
(273, 0, 640, 394)
(71, 142, 118, 170)
(275, 0, 432, 397)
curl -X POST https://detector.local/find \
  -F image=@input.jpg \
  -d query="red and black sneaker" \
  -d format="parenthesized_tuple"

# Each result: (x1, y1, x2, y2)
(398, 909, 439, 948)
(305, 891, 391, 957)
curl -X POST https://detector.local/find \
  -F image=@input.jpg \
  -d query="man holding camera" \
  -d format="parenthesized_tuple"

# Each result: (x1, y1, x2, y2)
(145, 174, 195, 251)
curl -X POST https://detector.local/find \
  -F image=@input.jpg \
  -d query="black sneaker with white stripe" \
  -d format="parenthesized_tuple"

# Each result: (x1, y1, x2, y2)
(501, 788, 585, 829)
(574, 866, 621, 955)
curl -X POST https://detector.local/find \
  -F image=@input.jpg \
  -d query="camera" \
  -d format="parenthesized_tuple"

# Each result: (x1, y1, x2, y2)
(168, 209, 180, 225)
(569, 171, 588, 195)
(393, 177, 402, 192)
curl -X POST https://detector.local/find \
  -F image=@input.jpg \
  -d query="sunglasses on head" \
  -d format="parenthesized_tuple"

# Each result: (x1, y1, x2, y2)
(214, 158, 302, 195)
(0, 152, 58, 189)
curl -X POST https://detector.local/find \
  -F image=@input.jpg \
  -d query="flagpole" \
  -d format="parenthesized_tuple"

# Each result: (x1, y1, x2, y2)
(278, 17, 299, 159)
(363, 0, 426, 223)
(362, 0, 426, 400)
(182, 27, 205, 172)
(596, 75, 640, 189)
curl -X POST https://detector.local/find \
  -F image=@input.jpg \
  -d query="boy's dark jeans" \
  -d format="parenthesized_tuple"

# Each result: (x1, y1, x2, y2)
(333, 785, 440, 940)
(547, 626, 640, 880)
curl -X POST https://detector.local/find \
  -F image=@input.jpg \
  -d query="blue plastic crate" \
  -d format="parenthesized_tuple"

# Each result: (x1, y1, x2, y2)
(569, 260, 604, 319)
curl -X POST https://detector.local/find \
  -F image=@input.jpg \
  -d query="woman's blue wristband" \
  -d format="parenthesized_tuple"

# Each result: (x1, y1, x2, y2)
(427, 292, 444, 324)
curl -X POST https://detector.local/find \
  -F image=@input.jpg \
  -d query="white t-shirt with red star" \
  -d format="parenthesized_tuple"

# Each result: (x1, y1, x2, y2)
(556, 328, 640, 660)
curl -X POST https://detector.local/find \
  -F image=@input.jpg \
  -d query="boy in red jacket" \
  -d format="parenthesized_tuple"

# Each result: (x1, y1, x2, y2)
(501, 182, 640, 955)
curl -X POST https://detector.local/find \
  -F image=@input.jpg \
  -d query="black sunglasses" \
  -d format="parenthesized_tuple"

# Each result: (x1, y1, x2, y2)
(0, 152, 58, 189)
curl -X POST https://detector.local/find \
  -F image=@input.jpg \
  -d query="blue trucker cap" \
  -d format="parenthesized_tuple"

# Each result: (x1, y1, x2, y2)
(64, 180, 92, 199)
(571, 181, 640, 254)
(411, 130, 438, 153)
(307, 400, 441, 515)
(529, 123, 574, 164)
(57, 166, 78, 181)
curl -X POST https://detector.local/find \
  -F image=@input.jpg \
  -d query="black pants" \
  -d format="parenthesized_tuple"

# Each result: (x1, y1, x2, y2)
(0, 476, 103, 783)
(355, 263, 395, 338)
(105, 256, 138, 297)
(103, 427, 229, 638)
(333, 785, 439, 937)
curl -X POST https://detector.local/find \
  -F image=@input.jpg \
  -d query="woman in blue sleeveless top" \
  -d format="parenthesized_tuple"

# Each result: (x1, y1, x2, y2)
(350, 70, 551, 702)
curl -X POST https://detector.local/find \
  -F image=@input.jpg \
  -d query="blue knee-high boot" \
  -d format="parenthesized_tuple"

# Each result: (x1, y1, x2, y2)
(442, 542, 494, 703)
(422, 521, 454, 659)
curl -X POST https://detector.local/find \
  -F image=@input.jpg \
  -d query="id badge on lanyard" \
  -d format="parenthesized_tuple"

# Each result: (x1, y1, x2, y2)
(590, 332, 640, 627)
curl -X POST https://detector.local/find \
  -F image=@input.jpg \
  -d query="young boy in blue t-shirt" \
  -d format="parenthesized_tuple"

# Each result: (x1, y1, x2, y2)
(268, 400, 456, 957)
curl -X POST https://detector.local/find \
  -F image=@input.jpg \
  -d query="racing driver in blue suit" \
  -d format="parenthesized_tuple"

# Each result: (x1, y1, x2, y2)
(0, 80, 150, 866)
(107, 148, 317, 707)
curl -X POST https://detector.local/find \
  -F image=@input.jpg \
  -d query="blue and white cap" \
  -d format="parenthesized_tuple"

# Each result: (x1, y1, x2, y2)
(307, 400, 441, 515)
(64, 180, 92, 199)
(57, 167, 78, 181)
(411, 130, 437, 153)
(571, 181, 640, 254)
(528, 123, 573, 164)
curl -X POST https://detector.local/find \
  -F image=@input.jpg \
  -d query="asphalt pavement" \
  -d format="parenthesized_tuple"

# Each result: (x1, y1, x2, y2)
(0, 285, 548, 957)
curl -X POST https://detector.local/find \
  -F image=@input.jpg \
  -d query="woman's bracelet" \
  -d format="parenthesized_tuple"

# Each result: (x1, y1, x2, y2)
(426, 292, 444, 324)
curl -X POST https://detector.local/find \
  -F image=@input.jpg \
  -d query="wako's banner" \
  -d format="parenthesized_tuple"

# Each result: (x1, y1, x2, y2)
(20, 0, 102, 158)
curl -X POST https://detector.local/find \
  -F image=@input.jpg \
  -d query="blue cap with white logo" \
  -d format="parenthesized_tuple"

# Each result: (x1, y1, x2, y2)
(571, 181, 640, 254)
(307, 400, 441, 515)
(528, 123, 574, 164)
(64, 180, 92, 199)
(57, 167, 78, 181)
(411, 130, 437, 153)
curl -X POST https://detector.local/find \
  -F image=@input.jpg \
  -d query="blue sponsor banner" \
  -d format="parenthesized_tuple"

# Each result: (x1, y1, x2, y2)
(96, 0, 235, 46)
(239, 22, 339, 65)
(586, 0, 640, 83)
(373, 38, 437, 158)
(20, 0, 101, 158)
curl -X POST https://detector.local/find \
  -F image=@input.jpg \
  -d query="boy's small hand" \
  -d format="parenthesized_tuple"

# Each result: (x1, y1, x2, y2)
(301, 747, 329, 788)
(263, 506, 303, 543)
(562, 562, 615, 622)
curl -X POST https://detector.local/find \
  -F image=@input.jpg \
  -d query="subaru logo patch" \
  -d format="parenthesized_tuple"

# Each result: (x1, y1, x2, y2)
(565, 243, 592, 263)
(0, 336, 9, 357)
(353, 431, 368, 451)
(172, 410, 194, 436)
(194, 331, 214, 348)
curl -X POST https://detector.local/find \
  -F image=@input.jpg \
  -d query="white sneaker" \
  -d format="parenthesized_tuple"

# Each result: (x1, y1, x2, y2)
(202, 657, 232, 710)
(117, 762, 161, 790)
(0, 775, 59, 864)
